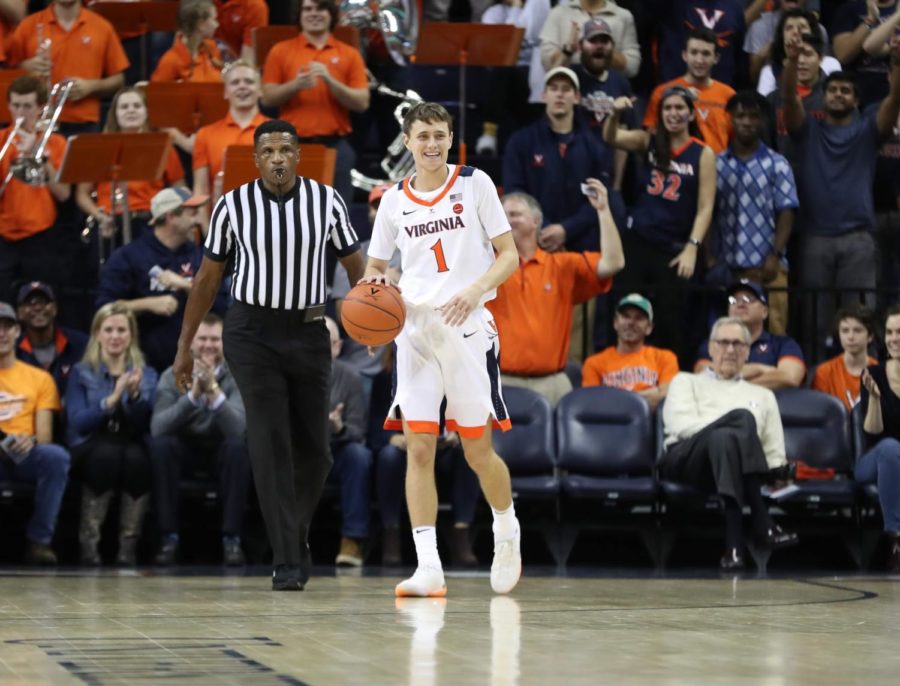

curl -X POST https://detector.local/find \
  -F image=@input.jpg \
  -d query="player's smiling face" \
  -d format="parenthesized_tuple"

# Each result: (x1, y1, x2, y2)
(403, 119, 452, 173)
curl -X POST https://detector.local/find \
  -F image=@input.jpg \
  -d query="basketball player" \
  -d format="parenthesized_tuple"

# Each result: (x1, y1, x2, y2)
(360, 102, 521, 597)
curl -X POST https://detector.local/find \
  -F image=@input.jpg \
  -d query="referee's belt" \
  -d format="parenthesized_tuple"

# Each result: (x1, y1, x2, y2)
(299, 304, 326, 322)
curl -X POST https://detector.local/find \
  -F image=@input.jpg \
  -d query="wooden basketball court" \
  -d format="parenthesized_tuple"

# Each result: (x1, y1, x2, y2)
(0, 568, 897, 684)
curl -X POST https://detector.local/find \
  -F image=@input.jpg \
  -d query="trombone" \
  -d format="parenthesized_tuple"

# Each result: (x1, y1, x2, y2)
(0, 80, 73, 195)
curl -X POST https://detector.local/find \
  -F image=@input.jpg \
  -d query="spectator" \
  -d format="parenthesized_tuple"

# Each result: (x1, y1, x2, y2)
(369, 348, 482, 567)
(783, 36, 900, 358)
(5, 0, 129, 134)
(812, 306, 878, 410)
(646, 0, 746, 87)
(504, 66, 619, 254)
(765, 31, 828, 161)
(151, 0, 224, 84)
(745, 1, 830, 86)
(695, 279, 806, 388)
(192, 60, 269, 211)
(572, 18, 635, 192)
(66, 303, 157, 566)
(644, 28, 736, 154)
(833, 0, 898, 108)
(0, 75, 72, 301)
(856, 304, 900, 572)
(603, 87, 716, 366)
(487, 183, 624, 407)
(75, 87, 186, 247)
(95, 187, 230, 373)
(260, 0, 369, 205)
(322, 316, 372, 568)
(757, 8, 839, 96)
(213, 0, 269, 64)
(662, 316, 798, 571)
(713, 91, 798, 334)
(0, 301, 70, 565)
(150, 312, 250, 567)
(539, 0, 640, 78)
(15, 281, 87, 398)
(581, 293, 678, 410)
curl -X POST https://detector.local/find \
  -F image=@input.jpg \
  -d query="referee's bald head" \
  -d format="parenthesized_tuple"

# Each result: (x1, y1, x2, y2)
(254, 119, 299, 147)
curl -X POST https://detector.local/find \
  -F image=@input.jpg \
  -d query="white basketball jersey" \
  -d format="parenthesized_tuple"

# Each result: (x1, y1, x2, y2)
(368, 164, 511, 307)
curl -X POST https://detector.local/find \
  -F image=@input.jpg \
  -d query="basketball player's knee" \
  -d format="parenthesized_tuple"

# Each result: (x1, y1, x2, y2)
(463, 445, 496, 474)
(406, 444, 436, 470)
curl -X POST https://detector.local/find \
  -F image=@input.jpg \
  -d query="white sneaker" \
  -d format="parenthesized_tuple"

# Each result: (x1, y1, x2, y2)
(395, 565, 447, 598)
(490, 524, 521, 594)
(476, 133, 498, 156)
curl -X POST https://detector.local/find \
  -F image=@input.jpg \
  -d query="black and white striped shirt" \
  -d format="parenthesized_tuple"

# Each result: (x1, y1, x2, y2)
(204, 178, 359, 309)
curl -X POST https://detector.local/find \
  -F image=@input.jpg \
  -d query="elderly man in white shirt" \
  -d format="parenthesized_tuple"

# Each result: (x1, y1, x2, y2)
(662, 316, 798, 571)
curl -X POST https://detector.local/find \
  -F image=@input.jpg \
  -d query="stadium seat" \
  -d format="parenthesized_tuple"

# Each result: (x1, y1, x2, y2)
(554, 387, 657, 565)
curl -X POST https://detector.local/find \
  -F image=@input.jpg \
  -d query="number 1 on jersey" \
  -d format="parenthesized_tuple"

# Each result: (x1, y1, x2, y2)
(430, 239, 449, 273)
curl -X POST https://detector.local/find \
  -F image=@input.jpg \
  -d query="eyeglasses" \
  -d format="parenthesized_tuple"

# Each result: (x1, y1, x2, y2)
(712, 339, 749, 350)
(728, 294, 758, 305)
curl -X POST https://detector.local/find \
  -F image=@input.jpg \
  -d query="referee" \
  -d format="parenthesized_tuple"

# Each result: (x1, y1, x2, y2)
(173, 120, 365, 591)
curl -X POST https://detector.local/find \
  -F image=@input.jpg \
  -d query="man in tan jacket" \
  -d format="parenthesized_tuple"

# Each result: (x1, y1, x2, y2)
(662, 316, 797, 571)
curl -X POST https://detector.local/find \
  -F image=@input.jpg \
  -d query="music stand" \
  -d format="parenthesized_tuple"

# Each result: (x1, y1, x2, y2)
(0, 69, 28, 125)
(91, 2, 179, 81)
(57, 132, 171, 260)
(146, 82, 229, 133)
(252, 25, 360, 68)
(220, 143, 337, 194)
(414, 23, 523, 164)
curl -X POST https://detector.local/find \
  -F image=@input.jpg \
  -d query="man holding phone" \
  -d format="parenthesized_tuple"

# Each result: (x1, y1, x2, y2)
(0, 302, 70, 565)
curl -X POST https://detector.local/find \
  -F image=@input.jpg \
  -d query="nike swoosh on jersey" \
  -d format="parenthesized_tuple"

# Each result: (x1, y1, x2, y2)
(463, 331, 477, 338)
(402, 209, 417, 215)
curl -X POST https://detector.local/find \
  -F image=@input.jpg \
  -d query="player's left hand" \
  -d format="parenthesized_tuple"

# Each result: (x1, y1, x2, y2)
(669, 245, 698, 279)
(440, 287, 480, 326)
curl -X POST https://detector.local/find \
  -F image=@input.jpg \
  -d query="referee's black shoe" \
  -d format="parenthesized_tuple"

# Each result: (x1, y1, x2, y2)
(272, 565, 304, 591)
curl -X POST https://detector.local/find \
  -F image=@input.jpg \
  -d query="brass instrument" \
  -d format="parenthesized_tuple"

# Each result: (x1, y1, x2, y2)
(339, 0, 418, 66)
(350, 79, 422, 191)
(0, 80, 73, 194)
(339, 0, 421, 189)
(0, 117, 26, 171)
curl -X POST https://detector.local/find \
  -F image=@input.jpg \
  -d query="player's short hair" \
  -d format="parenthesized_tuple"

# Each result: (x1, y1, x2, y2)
(402, 102, 454, 136)
(254, 119, 299, 146)
(8, 75, 47, 106)
(685, 27, 719, 52)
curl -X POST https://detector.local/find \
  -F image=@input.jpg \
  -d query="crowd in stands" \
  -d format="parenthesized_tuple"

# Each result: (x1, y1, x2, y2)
(1, 0, 900, 573)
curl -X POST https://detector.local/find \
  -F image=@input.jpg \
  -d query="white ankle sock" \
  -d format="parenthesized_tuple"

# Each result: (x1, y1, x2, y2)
(492, 503, 517, 540)
(412, 526, 442, 569)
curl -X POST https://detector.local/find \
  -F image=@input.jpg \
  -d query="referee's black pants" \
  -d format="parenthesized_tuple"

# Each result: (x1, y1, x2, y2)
(223, 302, 333, 567)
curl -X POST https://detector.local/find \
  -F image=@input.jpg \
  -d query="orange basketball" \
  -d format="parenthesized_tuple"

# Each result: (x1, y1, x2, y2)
(340, 283, 406, 346)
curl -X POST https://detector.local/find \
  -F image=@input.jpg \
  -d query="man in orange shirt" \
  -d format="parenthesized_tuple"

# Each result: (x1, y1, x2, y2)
(487, 180, 625, 407)
(213, 0, 269, 64)
(0, 301, 70, 565)
(193, 60, 269, 210)
(581, 293, 679, 410)
(0, 75, 72, 303)
(260, 0, 369, 203)
(5, 0, 128, 133)
(644, 27, 736, 154)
